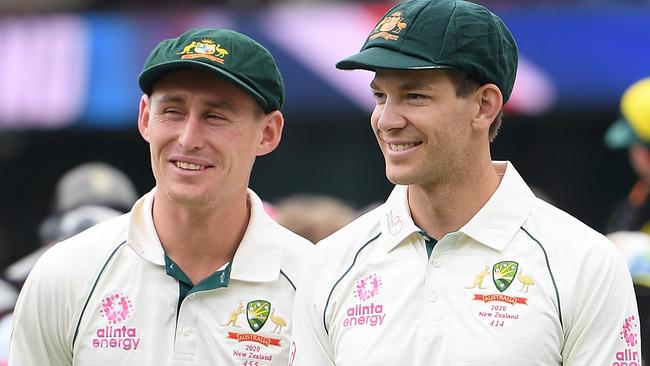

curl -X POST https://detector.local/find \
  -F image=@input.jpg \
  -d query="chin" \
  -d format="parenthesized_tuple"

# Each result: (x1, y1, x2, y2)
(165, 187, 212, 207)
(385, 168, 414, 186)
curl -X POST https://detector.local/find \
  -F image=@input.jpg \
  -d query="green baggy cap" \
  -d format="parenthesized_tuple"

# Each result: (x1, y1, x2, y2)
(336, 0, 518, 103)
(139, 28, 284, 112)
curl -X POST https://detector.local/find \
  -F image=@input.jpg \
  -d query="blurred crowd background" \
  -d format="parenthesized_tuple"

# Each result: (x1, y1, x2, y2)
(1, 0, 649, 267)
(1, 1, 650, 353)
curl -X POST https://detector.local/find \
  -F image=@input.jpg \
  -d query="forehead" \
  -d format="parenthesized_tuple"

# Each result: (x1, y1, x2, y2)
(150, 69, 258, 107)
(371, 68, 455, 89)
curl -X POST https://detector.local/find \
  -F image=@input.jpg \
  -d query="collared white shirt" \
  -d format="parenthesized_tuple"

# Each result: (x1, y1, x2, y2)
(290, 162, 641, 366)
(10, 188, 312, 366)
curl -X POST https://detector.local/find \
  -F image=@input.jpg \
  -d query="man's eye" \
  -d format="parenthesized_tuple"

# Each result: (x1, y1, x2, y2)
(206, 114, 226, 121)
(406, 93, 426, 100)
(164, 109, 182, 115)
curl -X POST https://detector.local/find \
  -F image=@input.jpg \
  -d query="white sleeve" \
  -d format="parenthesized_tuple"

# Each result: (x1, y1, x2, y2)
(9, 247, 73, 366)
(289, 253, 335, 366)
(562, 243, 642, 365)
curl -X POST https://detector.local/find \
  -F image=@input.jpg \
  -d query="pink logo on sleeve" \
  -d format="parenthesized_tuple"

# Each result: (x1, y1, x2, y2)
(621, 315, 639, 347)
(612, 315, 640, 365)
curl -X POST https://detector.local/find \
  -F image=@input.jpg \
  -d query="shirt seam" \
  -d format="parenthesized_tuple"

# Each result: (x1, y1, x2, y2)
(280, 269, 296, 291)
(520, 226, 563, 328)
(71, 240, 126, 350)
(323, 232, 382, 335)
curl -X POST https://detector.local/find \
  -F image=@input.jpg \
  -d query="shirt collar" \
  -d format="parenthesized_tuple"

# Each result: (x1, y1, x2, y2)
(127, 188, 283, 282)
(128, 188, 165, 265)
(377, 184, 421, 254)
(376, 161, 535, 253)
(459, 161, 535, 251)
(229, 189, 283, 283)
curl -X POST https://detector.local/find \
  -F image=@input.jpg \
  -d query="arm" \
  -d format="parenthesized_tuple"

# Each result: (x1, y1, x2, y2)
(562, 243, 642, 365)
(289, 255, 335, 366)
(9, 247, 73, 365)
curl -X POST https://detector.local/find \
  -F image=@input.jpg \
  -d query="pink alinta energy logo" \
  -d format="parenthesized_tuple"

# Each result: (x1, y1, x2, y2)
(93, 291, 140, 351)
(620, 315, 639, 347)
(344, 274, 385, 328)
(354, 274, 382, 301)
(612, 315, 640, 366)
(100, 292, 133, 324)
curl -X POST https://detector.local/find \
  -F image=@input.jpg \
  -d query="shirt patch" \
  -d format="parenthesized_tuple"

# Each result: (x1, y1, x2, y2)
(92, 291, 141, 351)
(612, 315, 641, 365)
(221, 300, 287, 365)
(465, 261, 533, 327)
(343, 273, 386, 328)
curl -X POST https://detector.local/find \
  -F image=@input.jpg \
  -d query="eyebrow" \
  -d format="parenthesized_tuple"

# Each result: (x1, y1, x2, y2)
(156, 94, 185, 104)
(369, 80, 436, 91)
(156, 94, 236, 112)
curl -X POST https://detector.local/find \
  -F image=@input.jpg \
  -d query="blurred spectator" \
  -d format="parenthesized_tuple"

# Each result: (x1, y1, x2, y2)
(0, 280, 17, 319)
(274, 194, 357, 243)
(3, 161, 138, 287)
(607, 231, 650, 365)
(0, 161, 137, 363)
(605, 77, 650, 234)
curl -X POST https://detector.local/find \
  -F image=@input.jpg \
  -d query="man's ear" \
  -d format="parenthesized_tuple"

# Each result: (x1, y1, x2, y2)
(138, 94, 151, 142)
(471, 83, 503, 133)
(256, 110, 284, 156)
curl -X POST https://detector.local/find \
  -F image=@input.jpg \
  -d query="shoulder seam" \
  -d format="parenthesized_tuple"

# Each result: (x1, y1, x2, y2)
(280, 269, 296, 291)
(71, 240, 126, 350)
(323, 232, 382, 335)
(520, 226, 563, 328)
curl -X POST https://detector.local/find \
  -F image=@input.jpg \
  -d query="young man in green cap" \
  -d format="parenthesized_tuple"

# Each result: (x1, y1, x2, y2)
(290, 1, 641, 365)
(10, 28, 312, 365)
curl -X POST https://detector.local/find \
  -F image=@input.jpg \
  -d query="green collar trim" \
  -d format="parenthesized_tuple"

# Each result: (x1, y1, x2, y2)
(164, 254, 232, 295)
(419, 229, 438, 259)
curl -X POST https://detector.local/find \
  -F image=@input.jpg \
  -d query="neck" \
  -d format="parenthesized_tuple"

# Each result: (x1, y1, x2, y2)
(408, 160, 502, 240)
(152, 189, 250, 284)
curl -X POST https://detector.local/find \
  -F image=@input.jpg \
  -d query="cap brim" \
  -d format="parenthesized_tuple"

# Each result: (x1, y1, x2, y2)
(138, 60, 268, 111)
(605, 118, 638, 149)
(336, 46, 451, 71)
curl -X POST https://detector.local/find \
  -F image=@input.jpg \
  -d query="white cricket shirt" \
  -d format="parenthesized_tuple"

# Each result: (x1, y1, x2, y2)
(290, 162, 642, 366)
(10, 188, 312, 366)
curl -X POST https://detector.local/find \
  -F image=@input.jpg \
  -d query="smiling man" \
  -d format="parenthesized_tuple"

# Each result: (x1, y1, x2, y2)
(10, 28, 312, 365)
(289, 1, 642, 365)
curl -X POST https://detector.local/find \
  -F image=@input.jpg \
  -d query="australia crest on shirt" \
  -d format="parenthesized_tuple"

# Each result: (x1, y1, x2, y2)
(465, 260, 534, 327)
(221, 299, 289, 365)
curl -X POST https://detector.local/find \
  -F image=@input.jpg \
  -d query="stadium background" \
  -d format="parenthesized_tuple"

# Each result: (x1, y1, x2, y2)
(0, 0, 649, 268)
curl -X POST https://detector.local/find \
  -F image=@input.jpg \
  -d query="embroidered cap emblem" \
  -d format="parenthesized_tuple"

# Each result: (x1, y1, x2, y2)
(246, 300, 271, 332)
(369, 11, 407, 41)
(177, 38, 229, 64)
(493, 261, 518, 293)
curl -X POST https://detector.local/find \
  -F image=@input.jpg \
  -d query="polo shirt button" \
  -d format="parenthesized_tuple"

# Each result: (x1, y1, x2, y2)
(187, 293, 196, 300)
(428, 291, 438, 302)
(432, 258, 442, 267)
(182, 326, 192, 336)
